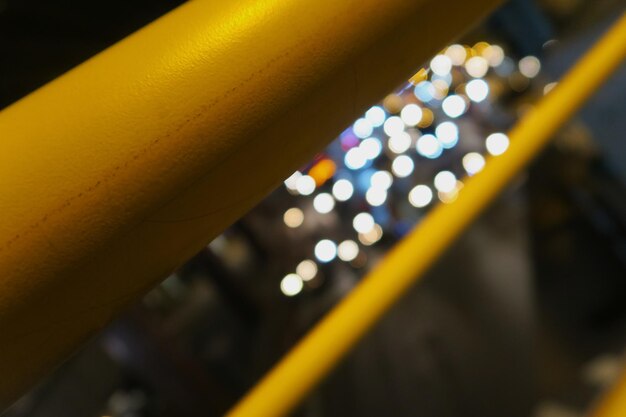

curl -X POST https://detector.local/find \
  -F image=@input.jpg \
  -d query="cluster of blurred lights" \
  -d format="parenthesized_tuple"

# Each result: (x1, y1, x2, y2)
(277, 40, 543, 296)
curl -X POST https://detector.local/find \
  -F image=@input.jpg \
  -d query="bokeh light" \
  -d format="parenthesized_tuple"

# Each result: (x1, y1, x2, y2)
(353, 118, 374, 139)
(283, 207, 304, 228)
(280, 273, 303, 296)
(353, 212, 375, 234)
(337, 240, 359, 262)
(295, 175, 316, 195)
(434, 170, 457, 193)
(435, 122, 459, 149)
(441, 95, 467, 118)
(416, 134, 443, 158)
(365, 106, 386, 127)
(296, 260, 318, 281)
(485, 132, 509, 156)
(466, 79, 489, 102)
(332, 179, 354, 201)
(391, 155, 415, 178)
(400, 104, 423, 127)
(462, 152, 486, 175)
(314, 239, 337, 263)
(408, 185, 433, 208)
(313, 193, 335, 214)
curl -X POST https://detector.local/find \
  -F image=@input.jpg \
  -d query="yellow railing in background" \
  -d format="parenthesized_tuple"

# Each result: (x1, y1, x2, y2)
(590, 367, 626, 417)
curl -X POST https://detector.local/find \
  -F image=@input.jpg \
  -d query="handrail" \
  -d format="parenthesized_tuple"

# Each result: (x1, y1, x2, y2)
(589, 366, 626, 417)
(225, 13, 626, 417)
(0, 0, 502, 410)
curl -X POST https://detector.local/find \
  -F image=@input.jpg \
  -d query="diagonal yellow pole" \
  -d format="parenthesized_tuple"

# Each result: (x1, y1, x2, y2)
(589, 367, 626, 417)
(226, 13, 626, 417)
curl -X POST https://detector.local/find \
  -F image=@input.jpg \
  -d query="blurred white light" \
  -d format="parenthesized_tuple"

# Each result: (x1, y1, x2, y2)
(383, 116, 405, 137)
(313, 193, 335, 214)
(485, 133, 509, 156)
(370, 170, 393, 189)
(388, 132, 412, 154)
(366, 187, 387, 207)
(359, 224, 383, 246)
(430, 54, 452, 76)
(280, 273, 303, 296)
(408, 185, 433, 208)
(400, 104, 423, 127)
(414, 81, 435, 102)
(353, 212, 375, 234)
(296, 260, 318, 281)
(416, 134, 443, 158)
(314, 239, 337, 263)
(345, 147, 367, 170)
(359, 137, 382, 160)
(483, 45, 504, 67)
(441, 95, 467, 118)
(434, 122, 458, 149)
(465, 56, 489, 78)
(365, 106, 386, 127)
(519, 56, 541, 78)
(338, 240, 359, 262)
(434, 171, 457, 193)
(283, 207, 304, 228)
(353, 118, 373, 139)
(432, 79, 449, 99)
(438, 188, 460, 204)
(295, 175, 316, 195)
(391, 155, 414, 178)
(543, 82, 557, 95)
(445, 44, 467, 66)
(462, 152, 486, 175)
(284, 171, 302, 191)
(466, 79, 489, 102)
(332, 179, 354, 201)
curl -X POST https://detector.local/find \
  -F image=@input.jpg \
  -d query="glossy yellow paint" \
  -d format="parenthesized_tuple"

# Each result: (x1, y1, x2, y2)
(225, 13, 626, 417)
(590, 368, 626, 417)
(0, 0, 502, 410)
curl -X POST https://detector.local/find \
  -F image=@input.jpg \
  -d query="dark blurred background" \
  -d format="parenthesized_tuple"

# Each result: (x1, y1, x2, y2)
(1, 1, 625, 416)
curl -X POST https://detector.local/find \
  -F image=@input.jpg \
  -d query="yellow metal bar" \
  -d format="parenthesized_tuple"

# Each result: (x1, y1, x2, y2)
(589, 368, 626, 417)
(0, 0, 501, 410)
(226, 13, 626, 417)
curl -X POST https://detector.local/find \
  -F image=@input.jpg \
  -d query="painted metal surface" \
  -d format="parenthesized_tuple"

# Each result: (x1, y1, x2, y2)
(0, 0, 501, 409)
